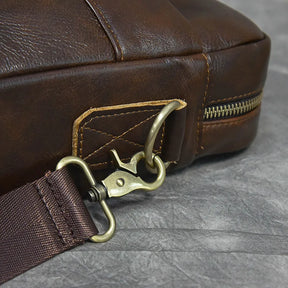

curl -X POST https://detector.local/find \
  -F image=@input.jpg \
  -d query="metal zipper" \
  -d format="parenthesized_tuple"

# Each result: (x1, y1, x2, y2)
(203, 92, 262, 121)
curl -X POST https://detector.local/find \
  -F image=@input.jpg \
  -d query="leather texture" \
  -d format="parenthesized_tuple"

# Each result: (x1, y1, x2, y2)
(0, 0, 271, 195)
(200, 106, 261, 157)
(0, 167, 98, 284)
(72, 99, 187, 169)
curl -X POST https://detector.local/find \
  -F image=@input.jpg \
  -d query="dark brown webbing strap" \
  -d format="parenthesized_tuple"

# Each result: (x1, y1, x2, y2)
(0, 168, 98, 284)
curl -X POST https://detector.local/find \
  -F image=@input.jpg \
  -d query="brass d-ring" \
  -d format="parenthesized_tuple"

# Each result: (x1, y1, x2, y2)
(56, 156, 116, 243)
(144, 100, 181, 169)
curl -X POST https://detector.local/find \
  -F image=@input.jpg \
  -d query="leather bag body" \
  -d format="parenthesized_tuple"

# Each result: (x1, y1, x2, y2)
(0, 0, 270, 195)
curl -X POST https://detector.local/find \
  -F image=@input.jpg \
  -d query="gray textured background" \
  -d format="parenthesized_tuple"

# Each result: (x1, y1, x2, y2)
(4, 0, 288, 287)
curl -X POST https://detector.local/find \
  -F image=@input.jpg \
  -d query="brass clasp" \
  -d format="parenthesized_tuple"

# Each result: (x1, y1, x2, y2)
(102, 150, 166, 198)
(56, 100, 181, 243)
(56, 150, 166, 243)
(56, 156, 116, 243)
(87, 149, 165, 243)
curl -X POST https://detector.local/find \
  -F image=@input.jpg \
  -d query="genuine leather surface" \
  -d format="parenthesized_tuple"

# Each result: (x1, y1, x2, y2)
(0, 0, 264, 77)
(199, 106, 261, 158)
(0, 0, 270, 194)
(72, 100, 187, 169)
(0, 0, 115, 79)
(0, 53, 207, 193)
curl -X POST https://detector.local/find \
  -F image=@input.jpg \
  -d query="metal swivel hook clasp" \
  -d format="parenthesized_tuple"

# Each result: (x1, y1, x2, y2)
(56, 149, 166, 243)
(102, 149, 166, 198)
(56, 100, 181, 243)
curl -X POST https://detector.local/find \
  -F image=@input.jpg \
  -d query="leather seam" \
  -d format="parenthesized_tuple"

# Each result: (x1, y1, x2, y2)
(82, 112, 160, 161)
(82, 122, 165, 166)
(79, 108, 161, 159)
(82, 108, 160, 129)
(84, 126, 145, 149)
(84, 0, 124, 61)
(202, 107, 259, 129)
(158, 121, 165, 154)
(196, 53, 210, 154)
(0, 36, 268, 82)
(89, 157, 131, 167)
(87, 122, 164, 167)
(85, 121, 166, 151)
(87, 123, 165, 167)
(208, 90, 262, 104)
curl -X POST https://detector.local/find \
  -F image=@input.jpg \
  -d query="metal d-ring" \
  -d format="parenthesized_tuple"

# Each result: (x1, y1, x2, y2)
(56, 156, 116, 243)
(144, 100, 181, 170)
(55, 100, 182, 243)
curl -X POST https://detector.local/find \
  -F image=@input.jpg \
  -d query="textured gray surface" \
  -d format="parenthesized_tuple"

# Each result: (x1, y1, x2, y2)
(4, 0, 288, 287)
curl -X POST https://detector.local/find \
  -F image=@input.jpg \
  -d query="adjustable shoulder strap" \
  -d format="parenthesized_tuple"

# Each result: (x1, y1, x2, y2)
(0, 167, 98, 284)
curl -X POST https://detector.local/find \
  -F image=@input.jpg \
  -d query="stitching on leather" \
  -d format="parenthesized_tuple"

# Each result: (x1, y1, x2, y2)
(83, 122, 165, 165)
(83, 112, 159, 161)
(80, 126, 84, 158)
(84, 127, 144, 149)
(196, 53, 210, 154)
(203, 118, 252, 129)
(88, 145, 164, 167)
(89, 157, 131, 167)
(35, 182, 65, 245)
(202, 107, 260, 129)
(86, 0, 124, 61)
(88, 134, 165, 167)
(82, 109, 159, 130)
(158, 121, 166, 153)
(1, 37, 268, 81)
(79, 108, 161, 159)
(46, 177, 75, 241)
(89, 152, 164, 167)
(208, 90, 262, 104)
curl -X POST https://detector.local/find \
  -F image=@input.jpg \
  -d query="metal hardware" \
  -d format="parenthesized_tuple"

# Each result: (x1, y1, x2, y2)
(55, 95, 263, 243)
(56, 150, 165, 242)
(56, 156, 116, 243)
(56, 100, 181, 242)
(144, 100, 181, 170)
(203, 92, 263, 121)
(103, 150, 166, 198)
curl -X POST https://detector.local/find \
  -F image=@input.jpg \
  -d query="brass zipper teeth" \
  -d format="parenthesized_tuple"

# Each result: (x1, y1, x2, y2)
(203, 92, 263, 121)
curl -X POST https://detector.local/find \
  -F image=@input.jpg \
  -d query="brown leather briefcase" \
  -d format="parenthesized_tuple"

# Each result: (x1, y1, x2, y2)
(0, 0, 270, 284)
